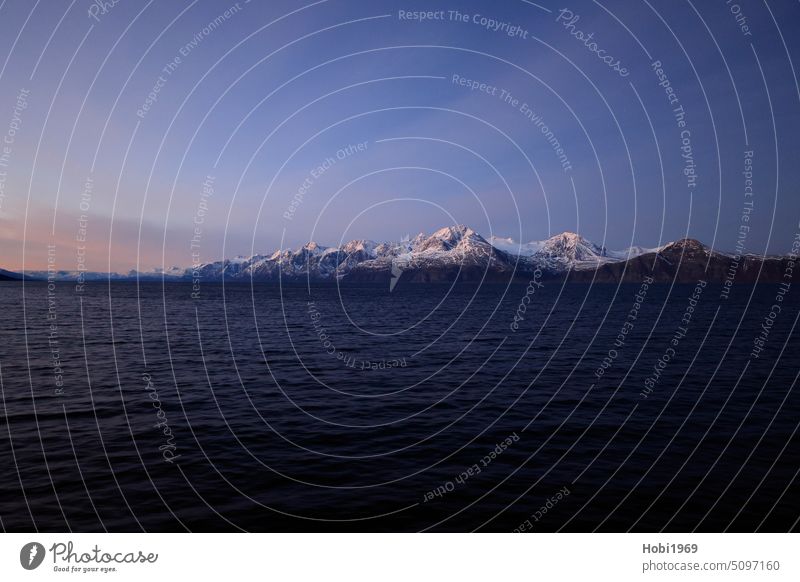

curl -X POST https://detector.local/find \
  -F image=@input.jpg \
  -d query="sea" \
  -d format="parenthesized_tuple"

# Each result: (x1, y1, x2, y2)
(0, 280, 798, 532)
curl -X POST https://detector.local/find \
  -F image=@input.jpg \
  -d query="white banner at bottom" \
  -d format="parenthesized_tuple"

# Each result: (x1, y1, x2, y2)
(0, 533, 796, 581)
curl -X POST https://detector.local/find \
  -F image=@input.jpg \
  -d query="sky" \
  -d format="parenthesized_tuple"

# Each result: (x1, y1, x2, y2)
(0, 0, 798, 271)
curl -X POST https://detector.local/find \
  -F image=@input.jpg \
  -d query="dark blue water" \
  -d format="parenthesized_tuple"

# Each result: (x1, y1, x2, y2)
(1, 280, 798, 532)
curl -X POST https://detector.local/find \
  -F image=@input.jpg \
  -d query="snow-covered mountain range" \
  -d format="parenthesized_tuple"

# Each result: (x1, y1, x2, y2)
(488, 231, 662, 269)
(155, 226, 675, 283)
(181, 226, 660, 282)
(12, 226, 790, 285)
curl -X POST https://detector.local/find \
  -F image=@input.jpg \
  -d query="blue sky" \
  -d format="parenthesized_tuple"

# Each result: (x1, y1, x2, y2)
(0, 0, 798, 270)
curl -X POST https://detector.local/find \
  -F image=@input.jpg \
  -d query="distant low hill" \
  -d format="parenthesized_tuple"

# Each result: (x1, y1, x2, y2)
(0, 268, 24, 281)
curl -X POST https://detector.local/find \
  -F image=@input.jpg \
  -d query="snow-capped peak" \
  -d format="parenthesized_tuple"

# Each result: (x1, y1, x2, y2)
(341, 239, 378, 257)
(538, 232, 607, 261)
(416, 225, 490, 253)
(301, 241, 327, 255)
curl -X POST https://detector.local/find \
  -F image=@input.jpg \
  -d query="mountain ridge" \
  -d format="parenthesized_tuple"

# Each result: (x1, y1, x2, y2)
(10, 226, 795, 285)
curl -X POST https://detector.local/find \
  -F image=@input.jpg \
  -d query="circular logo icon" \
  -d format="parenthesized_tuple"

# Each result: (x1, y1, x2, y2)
(20, 542, 45, 570)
